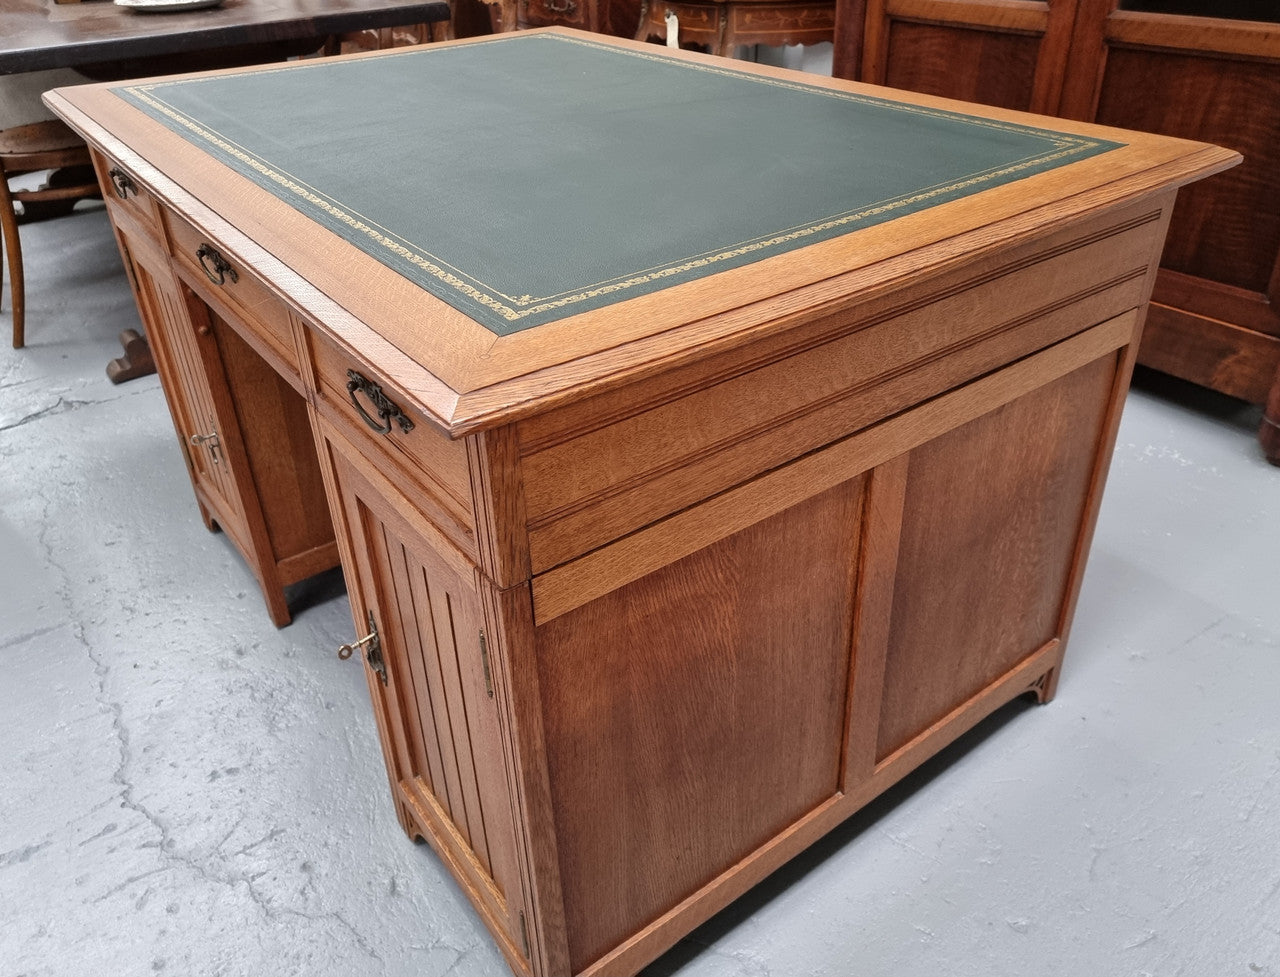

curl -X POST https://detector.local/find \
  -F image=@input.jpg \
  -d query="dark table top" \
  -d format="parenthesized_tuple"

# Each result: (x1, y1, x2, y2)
(0, 0, 451, 74)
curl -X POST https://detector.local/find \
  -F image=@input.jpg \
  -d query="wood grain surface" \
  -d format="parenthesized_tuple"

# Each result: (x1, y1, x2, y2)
(48, 28, 1241, 977)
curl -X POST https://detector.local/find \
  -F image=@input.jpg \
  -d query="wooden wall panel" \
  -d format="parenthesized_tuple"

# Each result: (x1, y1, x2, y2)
(533, 479, 865, 973)
(884, 19, 1040, 110)
(1093, 47, 1280, 314)
(876, 353, 1117, 762)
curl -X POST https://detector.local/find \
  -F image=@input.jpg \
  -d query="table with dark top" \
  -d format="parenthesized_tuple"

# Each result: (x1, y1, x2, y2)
(0, 0, 450, 77)
(2, 0, 450, 380)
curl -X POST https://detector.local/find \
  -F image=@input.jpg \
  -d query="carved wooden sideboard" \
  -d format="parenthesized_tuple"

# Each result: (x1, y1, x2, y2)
(834, 0, 1280, 462)
(48, 29, 1235, 977)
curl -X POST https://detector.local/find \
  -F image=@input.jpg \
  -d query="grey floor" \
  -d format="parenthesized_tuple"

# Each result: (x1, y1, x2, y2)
(2, 196, 1278, 977)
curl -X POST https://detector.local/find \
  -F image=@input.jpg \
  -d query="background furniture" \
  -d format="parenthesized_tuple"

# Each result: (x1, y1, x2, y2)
(48, 28, 1233, 977)
(1, 0, 449, 376)
(0, 0, 451, 75)
(1, 119, 99, 349)
(833, 0, 1280, 463)
(510, 0, 640, 35)
(635, 0, 835, 54)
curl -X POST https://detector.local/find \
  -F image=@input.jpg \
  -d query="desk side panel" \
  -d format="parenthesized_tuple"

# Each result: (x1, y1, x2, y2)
(533, 478, 866, 973)
(516, 199, 1169, 574)
(875, 352, 1117, 761)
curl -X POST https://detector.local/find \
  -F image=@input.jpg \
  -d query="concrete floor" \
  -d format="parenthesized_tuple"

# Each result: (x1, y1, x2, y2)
(2, 197, 1278, 977)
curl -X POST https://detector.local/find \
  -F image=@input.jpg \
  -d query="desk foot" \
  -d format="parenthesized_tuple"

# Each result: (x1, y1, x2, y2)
(1260, 413, 1280, 466)
(1026, 667, 1060, 704)
(1261, 366, 1280, 466)
(196, 500, 221, 534)
(106, 328, 156, 384)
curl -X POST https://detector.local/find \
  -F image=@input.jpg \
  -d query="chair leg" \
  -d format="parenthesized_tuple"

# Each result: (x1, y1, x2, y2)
(0, 176, 25, 349)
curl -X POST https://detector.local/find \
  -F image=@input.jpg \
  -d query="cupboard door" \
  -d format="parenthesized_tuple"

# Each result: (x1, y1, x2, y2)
(116, 225, 336, 626)
(318, 419, 529, 970)
(843, 0, 1081, 115)
(117, 226, 244, 535)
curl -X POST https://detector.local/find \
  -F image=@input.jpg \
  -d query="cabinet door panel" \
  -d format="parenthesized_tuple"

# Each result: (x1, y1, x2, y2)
(320, 425, 526, 959)
(115, 226, 336, 625)
(118, 226, 243, 528)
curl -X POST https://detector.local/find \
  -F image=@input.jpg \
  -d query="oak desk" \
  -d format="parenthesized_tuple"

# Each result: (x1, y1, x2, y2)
(47, 30, 1236, 977)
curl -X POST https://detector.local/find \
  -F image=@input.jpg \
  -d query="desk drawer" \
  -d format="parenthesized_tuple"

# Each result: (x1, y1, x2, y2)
(521, 0, 589, 27)
(308, 330, 477, 558)
(517, 204, 1167, 573)
(164, 210, 300, 379)
(91, 150, 160, 234)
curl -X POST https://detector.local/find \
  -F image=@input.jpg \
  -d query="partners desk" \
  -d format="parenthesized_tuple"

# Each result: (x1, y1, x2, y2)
(47, 30, 1236, 977)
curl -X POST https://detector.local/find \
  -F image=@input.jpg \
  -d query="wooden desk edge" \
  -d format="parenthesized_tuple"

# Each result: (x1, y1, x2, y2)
(43, 59, 1241, 441)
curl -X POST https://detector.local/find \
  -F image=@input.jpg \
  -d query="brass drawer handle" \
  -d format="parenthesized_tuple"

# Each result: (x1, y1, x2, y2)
(108, 168, 137, 199)
(196, 243, 239, 286)
(346, 369, 415, 436)
(546, 0, 577, 11)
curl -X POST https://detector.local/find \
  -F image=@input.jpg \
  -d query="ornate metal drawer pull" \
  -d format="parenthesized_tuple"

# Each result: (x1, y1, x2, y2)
(545, 0, 576, 11)
(346, 369, 415, 436)
(196, 243, 239, 286)
(337, 611, 387, 685)
(108, 168, 137, 199)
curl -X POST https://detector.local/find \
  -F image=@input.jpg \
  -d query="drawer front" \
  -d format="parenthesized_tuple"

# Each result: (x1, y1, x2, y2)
(164, 210, 300, 379)
(651, 2, 720, 34)
(521, 0, 588, 28)
(309, 330, 478, 560)
(91, 150, 160, 235)
(517, 203, 1168, 573)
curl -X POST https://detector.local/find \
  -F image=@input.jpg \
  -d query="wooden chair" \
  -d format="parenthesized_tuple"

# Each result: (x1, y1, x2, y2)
(1, 119, 100, 349)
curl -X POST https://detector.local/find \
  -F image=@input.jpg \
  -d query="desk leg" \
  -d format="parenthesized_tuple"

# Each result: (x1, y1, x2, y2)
(1260, 360, 1280, 466)
(106, 327, 156, 384)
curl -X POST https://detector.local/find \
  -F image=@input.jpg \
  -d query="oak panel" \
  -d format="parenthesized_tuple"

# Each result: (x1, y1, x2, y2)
(534, 481, 864, 972)
(520, 211, 1164, 572)
(208, 311, 337, 579)
(875, 353, 1117, 761)
(324, 432, 528, 967)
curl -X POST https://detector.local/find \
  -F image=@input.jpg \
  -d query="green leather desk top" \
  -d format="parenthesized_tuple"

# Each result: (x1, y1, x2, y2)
(114, 32, 1122, 336)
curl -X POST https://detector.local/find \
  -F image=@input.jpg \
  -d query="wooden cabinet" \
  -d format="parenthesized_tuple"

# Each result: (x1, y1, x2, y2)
(313, 409, 532, 962)
(52, 31, 1235, 977)
(484, 0, 639, 36)
(92, 150, 340, 626)
(835, 0, 1280, 462)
